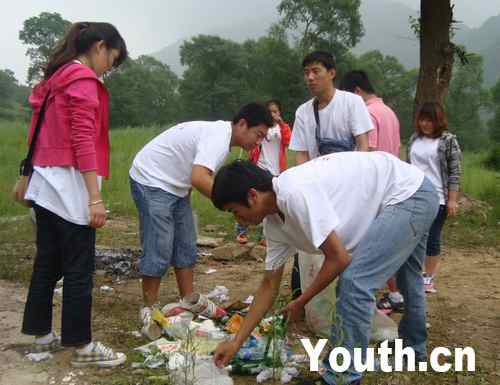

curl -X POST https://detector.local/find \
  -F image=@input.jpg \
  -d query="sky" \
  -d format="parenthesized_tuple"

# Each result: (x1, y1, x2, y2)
(2, 0, 499, 84)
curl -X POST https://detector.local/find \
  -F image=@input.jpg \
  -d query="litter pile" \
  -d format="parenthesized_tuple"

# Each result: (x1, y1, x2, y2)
(133, 285, 303, 384)
(94, 246, 218, 280)
(95, 248, 141, 279)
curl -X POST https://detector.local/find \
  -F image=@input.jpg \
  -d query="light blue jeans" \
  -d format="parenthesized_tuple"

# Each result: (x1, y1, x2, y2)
(130, 178, 197, 277)
(321, 177, 439, 385)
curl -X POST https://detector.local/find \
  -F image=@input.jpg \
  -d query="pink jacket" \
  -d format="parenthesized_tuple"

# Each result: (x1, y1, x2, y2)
(28, 62, 111, 178)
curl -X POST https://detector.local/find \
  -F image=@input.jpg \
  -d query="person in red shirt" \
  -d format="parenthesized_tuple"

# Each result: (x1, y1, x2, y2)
(20, 22, 128, 368)
(236, 100, 292, 244)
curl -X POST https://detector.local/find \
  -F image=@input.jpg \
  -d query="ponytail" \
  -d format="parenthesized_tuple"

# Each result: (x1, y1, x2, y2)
(44, 22, 128, 79)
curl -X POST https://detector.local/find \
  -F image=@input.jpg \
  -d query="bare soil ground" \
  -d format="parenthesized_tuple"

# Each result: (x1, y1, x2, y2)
(1, 218, 499, 385)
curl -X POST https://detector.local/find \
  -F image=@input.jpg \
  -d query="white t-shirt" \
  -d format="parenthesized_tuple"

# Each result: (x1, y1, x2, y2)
(25, 166, 102, 226)
(263, 152, 425, 271)
(256, 125, 281, 176)
(289, 90, 373, 159)
(410, 137, 444, 204)
(129, 121, 232, 197)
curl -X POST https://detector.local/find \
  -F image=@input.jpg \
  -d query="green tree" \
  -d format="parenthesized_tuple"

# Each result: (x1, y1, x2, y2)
(0, 69, 29, 121)
(0, 69, 18, 102)
(277, 0, 363, 59)
(105, 56, 179, 128)
(446, 53, 489, 150)
(489, 78, 500, 144)
(19, 12, 71, 85)
(240, 27, 307, 123)
(179, 35, 247, 120)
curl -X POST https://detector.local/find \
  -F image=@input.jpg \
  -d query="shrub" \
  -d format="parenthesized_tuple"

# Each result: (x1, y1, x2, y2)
(484, 145, 500, 171)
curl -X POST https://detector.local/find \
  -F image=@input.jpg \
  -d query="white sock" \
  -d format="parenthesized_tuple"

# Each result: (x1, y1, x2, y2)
(35, 332, 55, 344)
(388, 291, 404, 303)
(140, 306, 152, 322)
(76, 342, 94, 354)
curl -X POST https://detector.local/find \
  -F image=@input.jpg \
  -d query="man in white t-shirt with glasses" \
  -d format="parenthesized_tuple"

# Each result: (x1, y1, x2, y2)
(211, 153, 439, 385)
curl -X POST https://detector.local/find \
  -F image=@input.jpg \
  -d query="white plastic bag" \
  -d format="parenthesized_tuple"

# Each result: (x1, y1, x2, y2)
(170, 357, 233, 385)
(370, 309, 398, 342)
(298, 252, 337, 337)
(299, 252, 399, 343)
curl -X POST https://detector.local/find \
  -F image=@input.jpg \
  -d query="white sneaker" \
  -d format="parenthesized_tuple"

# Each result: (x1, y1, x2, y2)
(31, 333, 62, 353)
(139, 306, 161, 340)
(388, 291, 404, 304)
(71, 341, 126, 368)
(139, 306, 151, 323)
(423, 275, 437, 293)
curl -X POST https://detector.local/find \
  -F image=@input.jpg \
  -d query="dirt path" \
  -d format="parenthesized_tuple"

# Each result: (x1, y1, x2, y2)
(424, 247, 500, 372)
(0, 281, 51, 385)
(1, 245, 499, 385)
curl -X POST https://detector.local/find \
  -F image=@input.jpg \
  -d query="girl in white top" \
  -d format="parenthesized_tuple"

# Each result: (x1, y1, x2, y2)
(407, 102, 462, 293)
(236, 100, 292, 244)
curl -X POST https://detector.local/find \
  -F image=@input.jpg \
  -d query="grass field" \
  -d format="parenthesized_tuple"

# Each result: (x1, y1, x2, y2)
(1, 120, 499, 245)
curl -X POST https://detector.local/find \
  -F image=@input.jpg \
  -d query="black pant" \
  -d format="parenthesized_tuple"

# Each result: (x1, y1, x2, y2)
(426, 204, 447, 256)
(22, 205, 95, 346)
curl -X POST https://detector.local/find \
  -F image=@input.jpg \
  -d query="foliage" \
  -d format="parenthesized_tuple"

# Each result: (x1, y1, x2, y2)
(277, 0, 363, 59)
(484, 145, 500, 171)
(488, 77, 500, 144)
(178, 35, 248, 121)
(239, 30, 307, 123)
(177, 30, 308, 123)
(105, 56, 179, 128)
(19, 12, 71, 85)
(446, 53, 490, 150)
(0, 69, 18, 101)
(0, 69, 30, 121)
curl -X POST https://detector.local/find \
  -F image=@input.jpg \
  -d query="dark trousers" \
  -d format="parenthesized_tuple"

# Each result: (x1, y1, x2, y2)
(22, 205, 95, 346)
(426, 204, 447, 256)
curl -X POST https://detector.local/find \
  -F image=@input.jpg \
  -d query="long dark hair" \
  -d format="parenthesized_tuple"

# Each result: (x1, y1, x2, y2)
(44, 22, 128, 79)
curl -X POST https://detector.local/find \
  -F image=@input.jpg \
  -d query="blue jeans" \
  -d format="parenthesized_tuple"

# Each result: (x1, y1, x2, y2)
(321, 177, 439, 385)
(130, 178, 197, 277)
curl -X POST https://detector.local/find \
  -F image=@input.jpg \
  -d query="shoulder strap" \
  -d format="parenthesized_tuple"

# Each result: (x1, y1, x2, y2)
(21, 91, 50, 176)
(313, 98, 320, 140)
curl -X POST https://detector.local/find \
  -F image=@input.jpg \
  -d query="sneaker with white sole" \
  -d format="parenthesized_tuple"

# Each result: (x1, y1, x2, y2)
(139, 306, 162, 340)
(423, 274, 437, 293)
(31, 333, 63, 353)
(71, 341, 126, 368)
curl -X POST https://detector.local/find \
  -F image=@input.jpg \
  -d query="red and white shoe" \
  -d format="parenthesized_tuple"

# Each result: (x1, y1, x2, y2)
(423, 274, 437, 293)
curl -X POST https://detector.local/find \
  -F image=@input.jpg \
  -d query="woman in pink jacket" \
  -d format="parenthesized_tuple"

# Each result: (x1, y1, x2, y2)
(21, 22, 128, 367)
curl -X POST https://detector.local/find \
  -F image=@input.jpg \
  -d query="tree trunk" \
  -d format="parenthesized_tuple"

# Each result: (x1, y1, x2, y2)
(414, 0, 455, 110)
